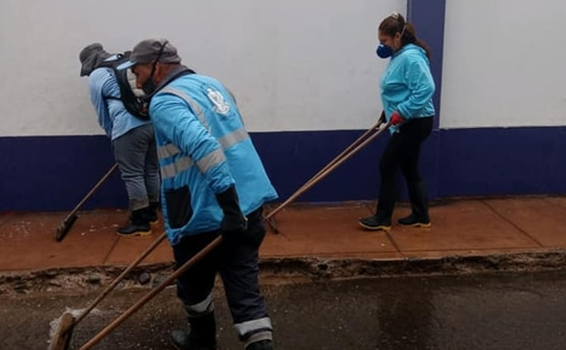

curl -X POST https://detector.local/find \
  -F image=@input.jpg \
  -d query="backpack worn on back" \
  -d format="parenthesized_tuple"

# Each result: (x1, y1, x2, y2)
(99, 52, 150, 121)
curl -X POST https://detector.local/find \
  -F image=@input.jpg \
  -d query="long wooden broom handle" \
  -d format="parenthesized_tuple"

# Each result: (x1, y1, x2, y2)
(66, 163, 119, 219)
(264, 122, 389, 221)
(300, 121, 382, 190)
(66, 231, 168, 332)
(78, 236, 222, 350)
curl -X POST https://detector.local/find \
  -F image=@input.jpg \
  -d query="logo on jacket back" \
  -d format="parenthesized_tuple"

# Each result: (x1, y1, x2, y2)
(207, 88, 230, 115)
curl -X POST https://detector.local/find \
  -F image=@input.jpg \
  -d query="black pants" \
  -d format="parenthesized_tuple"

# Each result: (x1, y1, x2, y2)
(376, 117, 433, 218)
(172, 207, 270, 337)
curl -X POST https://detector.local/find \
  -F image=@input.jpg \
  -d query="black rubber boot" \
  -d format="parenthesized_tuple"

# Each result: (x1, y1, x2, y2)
(117, 207, 152, 236)
(398, 181, 431, 227)
(246, 340, 274, 350)
(148, 202, 160, 224)
(359, 215, 392, 232)
(170, 312, 217, 350)
(360, 182, 396, 232)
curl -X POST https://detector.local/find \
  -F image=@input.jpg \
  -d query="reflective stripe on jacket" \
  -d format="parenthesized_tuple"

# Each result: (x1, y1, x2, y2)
(150, 74, 278, 245)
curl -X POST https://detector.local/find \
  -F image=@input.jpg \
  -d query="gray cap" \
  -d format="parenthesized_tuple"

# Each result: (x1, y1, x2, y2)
(79, 43, 111, 76)
(117, 38, 181, 70)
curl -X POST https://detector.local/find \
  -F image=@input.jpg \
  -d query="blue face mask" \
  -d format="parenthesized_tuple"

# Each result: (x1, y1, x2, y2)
(376, 44, 393, 59)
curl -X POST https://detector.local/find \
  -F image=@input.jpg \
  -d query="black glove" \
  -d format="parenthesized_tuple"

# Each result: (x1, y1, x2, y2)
(215, 186, 248, 234)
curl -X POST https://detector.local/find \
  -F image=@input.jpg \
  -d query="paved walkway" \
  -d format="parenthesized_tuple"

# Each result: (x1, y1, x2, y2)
(0, 197, 565, 272)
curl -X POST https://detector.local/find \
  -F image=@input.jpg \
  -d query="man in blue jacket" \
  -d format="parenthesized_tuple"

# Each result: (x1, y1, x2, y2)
(79, 43, 160, 236)
(119, 38, 278, 350)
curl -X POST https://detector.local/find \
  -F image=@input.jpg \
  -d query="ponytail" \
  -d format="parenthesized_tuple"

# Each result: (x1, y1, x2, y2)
(402, 23, 432, 60)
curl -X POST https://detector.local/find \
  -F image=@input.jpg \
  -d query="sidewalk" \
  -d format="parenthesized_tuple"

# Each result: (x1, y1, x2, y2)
(1, 196, 565, 273)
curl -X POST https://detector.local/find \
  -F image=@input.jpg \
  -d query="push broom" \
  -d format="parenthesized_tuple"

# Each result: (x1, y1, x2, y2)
(54, 163, 119, 242)
(49, 234, 219, 350)
(49, 231, 167, 350)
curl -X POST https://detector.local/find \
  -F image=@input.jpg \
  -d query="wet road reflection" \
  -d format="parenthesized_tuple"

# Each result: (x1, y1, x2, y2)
(1, 270, 566, 349)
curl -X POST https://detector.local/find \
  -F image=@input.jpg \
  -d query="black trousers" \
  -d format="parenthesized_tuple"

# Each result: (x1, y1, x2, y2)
(376, 117, 433, 218)
(172, 208, 268, 328)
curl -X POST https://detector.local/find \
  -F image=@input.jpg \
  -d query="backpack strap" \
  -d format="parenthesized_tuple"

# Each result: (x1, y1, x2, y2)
(97, 54, 126, 101)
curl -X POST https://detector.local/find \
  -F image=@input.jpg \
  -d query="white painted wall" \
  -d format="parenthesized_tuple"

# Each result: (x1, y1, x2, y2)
(0, 0, 405, 136)
(440, 0, 566, 128)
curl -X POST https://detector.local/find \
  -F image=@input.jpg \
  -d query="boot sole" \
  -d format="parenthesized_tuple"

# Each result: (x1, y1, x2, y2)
(169, 337, 218, 350)
(116, 229, 153, 237)
(358, 222, 391, 232)
(398, 222, 432, 228)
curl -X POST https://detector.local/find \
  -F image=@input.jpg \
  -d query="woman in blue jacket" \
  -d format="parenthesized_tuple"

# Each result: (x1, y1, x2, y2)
(359, 13, 435, 232)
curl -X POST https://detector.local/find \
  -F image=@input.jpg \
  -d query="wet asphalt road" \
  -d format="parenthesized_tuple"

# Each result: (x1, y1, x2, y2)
(1, 270, 566, 350)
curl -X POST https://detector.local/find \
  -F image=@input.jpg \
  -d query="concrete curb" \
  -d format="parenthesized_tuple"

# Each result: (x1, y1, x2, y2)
(2, 249, 566, 295)
(260, 249, 566, 280)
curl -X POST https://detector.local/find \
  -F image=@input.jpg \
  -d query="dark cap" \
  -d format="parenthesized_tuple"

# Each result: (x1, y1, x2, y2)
(117, 38, 181, 70)
(79, 43, 111, 76)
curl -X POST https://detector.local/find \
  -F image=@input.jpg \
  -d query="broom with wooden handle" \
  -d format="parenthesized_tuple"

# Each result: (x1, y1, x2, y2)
(54, 163, 119, 242)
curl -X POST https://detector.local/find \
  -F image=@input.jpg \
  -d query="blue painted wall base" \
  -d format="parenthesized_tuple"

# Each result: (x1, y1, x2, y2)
(1, 126, 565, 212)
